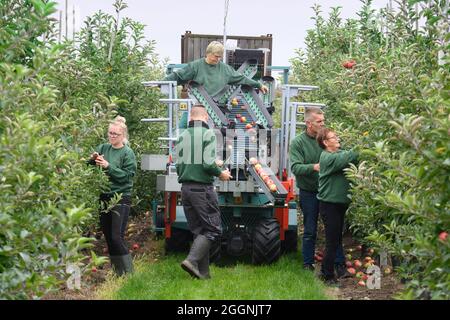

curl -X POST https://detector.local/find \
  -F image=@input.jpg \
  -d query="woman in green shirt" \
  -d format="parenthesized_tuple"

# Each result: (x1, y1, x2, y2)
(316, 128, 358, 285)
(89, 116, 137, 276)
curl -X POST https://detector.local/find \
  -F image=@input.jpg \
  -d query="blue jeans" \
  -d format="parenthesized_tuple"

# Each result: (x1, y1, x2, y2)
(299, 190, 345, 265)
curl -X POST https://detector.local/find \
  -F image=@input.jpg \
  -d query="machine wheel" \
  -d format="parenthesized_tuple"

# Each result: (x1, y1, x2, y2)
(165, 227, 192, 253)
(282, 229, 298, 253)
(209, 240, 222, 264)
(252, 218, 281, 264)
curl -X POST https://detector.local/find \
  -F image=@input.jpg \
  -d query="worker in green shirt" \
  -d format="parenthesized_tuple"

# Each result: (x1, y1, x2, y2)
(88, 116, 137, 276)
(165, 41, 268, 128)
(316, 128, 358, 285)
(176, 105, 232, 279)
(289, 108, 348, 277)
(165, 41, 268, 97)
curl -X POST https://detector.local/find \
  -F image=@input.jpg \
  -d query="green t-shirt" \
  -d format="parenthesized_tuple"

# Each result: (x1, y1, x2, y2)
(164, 58, 262, 96)
(289, 131, 323, 192)
(95, 143, 137, 196)
(175, 121, 222, 184)
(317, 150, 359, 204)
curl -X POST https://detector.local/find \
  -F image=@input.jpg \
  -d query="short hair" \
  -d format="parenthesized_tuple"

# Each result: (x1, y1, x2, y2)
(316, 127, 333, 149)
(206, 41, 224, 56)
(190, 104, 208, 119)
(304, 107, 324, 122)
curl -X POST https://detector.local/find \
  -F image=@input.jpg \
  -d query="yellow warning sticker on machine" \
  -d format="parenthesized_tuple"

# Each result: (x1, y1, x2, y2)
(297, 106, 305, 114)
(180, 103, 187, 110)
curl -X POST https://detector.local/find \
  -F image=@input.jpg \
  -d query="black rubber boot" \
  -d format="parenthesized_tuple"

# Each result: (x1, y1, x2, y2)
(110, 254, 134, 276)
(181, 234, 211, 279)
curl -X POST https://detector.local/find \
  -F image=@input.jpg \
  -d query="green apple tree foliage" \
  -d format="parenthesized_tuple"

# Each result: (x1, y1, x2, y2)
(291, 0, 449, 299)
(0, 0, 164, 299)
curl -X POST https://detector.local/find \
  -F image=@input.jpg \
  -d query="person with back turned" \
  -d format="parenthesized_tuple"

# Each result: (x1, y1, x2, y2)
(175, 105, 232, 279)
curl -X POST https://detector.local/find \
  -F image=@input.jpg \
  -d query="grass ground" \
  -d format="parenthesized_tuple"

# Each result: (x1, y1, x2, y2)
(96, 243, 330, 300)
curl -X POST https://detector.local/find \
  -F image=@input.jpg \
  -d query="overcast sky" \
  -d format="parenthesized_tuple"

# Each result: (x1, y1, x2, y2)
(54, 0, 390, 67)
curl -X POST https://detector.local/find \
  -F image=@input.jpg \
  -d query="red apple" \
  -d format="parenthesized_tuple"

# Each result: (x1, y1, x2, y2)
(347, 267, 356, 275)
(91, 267, 97, 273)
(364, 256, 372, 262)
(240, 116, 247, 123)
(439, 231, 448, 242)
(245, 123, 253, 130)
(361, 274, 369, 281)
(354, 260, 362, 268)
(132, 243, 139, 250)
(345, 261, 353, 268)
(357, 280, 366, 287)
(314, 254, 323, 262)
(236, 113, 242, 118)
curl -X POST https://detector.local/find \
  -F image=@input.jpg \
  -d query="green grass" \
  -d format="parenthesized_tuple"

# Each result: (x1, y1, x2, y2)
(101, 249, 331, 300)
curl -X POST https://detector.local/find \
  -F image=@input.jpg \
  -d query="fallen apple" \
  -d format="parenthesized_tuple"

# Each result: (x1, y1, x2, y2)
(240, 116, 247, 123)
(245, 123, 253, 130)
(361, 274, 369, 281)
(345, 261, 353, 268)
(356, 271, 364, 278)
(91, 267, 97, 273)
(439, 231, 448, 242)
(132, 243, 139, 250)
(354, 260, 362, 268)
(357, 280, 366, 287)
(314, 254, 323, 262)
(364, 256, 372, 262)
(384, 267, 392, 275)
(236, 113, 242, 118)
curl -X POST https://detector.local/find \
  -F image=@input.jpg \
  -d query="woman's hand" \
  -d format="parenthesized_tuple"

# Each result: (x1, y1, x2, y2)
(95, 155, 109, 169)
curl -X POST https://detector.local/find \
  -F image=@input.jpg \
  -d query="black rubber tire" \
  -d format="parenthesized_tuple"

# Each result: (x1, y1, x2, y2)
(165, 227, 192, 253)
(252, 218, 281, 265)
(209, 239, 222, 264)
(282, 229, 298, 253)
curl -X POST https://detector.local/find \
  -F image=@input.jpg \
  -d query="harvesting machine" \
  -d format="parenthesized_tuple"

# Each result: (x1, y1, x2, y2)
(141, 32, 325, 264)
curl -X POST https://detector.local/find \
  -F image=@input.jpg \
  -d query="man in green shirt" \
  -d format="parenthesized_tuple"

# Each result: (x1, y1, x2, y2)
(165, 41, 268, 97)
(176, 105, 232, 279)
(289, 108, 347, 276)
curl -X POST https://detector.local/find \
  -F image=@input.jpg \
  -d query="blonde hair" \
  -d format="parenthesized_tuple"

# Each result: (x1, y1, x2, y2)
(206, 41, 224, 56)
(110, 115, 129, 144)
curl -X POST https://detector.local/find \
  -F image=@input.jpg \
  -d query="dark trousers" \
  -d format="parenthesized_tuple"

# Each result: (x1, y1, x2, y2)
(181, 183, 222, 241)
(100, 194, 131, 256)
(299, 190, 345, 265)
(319, 200, 349, 279)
